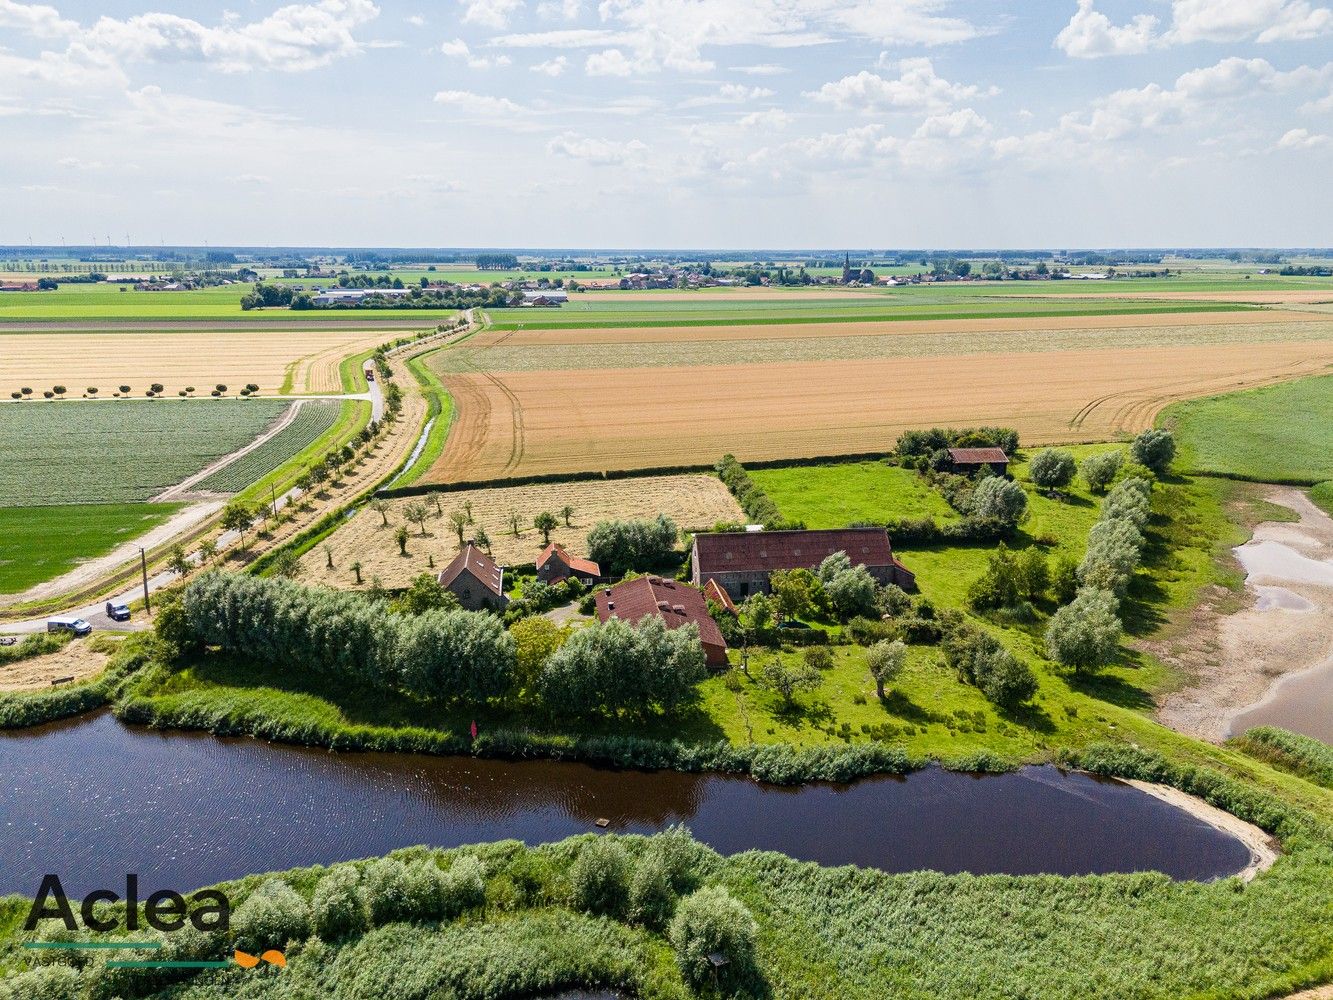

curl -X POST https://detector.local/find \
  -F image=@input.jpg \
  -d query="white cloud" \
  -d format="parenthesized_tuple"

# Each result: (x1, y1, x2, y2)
(56, 155, 107, 169)
(547, 131, 648, 164)
(433, 89, 523, 113)
(536, 0, 580, 18)
(806, 58, 994, 112)
(0, 0, 76, 38)
(79, 1, 382, 73)
(530, 55, 568, 75)
(440, 37, 512, 68)
(738, 107, 792, 128)
(1054, 0, 1158, 58)
(732, 63, 787, 75)
(913, 107, 989, 138)
(406, 14, 426, 26)
(460, 0, 523, 29)
(680, 83, 775, 107)
(585, 48, 634, 76)
(1167, 0, 1333, 43)
(1276, 126, 1330, 148)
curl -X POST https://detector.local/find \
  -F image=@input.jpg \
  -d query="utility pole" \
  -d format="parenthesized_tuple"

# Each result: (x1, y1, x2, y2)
(139, 546, 151, 613)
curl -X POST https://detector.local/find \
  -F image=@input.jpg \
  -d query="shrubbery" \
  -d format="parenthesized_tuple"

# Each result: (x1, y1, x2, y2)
(943, 622, 1038, 707)
(715, 454, 801, 528)
(896, 426, 1020, 458)
(1028, 448, 1076, 490)
(231, 878, 310, 953)
(1131, 428, 1176, 475)
(538, 614, 707, 716)
(311, 864, 369, 940)
(1080, 449, 1124, 493)
(178, 572, 516, 704)
(569, 838, 631, 917)
(586, 515, 678, 575)
(1232, 726, 1333, 789)
(669, 885, 760, 993)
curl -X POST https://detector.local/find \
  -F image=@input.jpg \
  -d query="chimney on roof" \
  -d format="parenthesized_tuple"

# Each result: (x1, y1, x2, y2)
(672, 604, 685, 614)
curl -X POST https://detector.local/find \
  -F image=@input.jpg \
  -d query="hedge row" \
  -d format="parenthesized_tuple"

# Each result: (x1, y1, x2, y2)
(1231, 727, 1333, 790)
(715, 454, 799, 529)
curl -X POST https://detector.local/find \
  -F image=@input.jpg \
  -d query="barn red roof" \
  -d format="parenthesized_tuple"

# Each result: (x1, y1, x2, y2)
(537, 542, 600, 578)
(948, 447, 1009, 465)
(703, 578, 738, 614)
(437, 543, 505, 597)
(594, 577, 727, 658)
(692, 528, 896, 575)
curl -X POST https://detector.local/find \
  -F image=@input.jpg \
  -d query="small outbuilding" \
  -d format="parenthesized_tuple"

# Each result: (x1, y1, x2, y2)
(437, 543, 508, 611)
(947, 447, 1009, 477)
(536, 543, 601, 585)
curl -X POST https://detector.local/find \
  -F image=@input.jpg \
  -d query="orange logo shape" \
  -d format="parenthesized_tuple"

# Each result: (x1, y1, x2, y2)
(234, 949, 286, 969)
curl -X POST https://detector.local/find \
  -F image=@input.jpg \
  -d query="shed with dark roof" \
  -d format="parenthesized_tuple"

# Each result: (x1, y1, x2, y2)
(947, 447, 1009, 476)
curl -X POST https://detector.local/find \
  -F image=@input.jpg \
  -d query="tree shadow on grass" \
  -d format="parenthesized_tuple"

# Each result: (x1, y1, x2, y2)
(998, 700, 1056, 734)
(877, 690, 945, 726)
(1066, 670, 1155, 712)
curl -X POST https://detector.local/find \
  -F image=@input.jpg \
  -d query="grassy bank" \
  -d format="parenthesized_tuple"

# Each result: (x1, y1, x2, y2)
(1163, 372, 1333, 484)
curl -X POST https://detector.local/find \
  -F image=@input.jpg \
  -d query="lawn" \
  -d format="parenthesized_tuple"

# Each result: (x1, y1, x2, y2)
(0, 501, 183, 593)
(749, 461, 958, 527)
(0, 398, 288, 504)
(1163, 372, 1333, 484)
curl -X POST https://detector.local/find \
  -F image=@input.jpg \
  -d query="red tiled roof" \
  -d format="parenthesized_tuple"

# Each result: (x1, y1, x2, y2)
(594, 577, 727, 656)
(537, 542, 601, 577)
(703, 578, 738, 614)
(437, 543, 505, 597)
(948, 447, 1009, 464)
(693, 528, 895, 575)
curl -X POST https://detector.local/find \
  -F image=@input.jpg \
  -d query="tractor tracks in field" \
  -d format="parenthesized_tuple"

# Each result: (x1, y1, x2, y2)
(431, 324, 526, 479)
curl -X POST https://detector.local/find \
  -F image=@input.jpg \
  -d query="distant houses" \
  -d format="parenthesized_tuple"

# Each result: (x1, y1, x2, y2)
(437, 543, 508, 611)
(595, 576, 729, 667)
(690, 527, 915, 598)
(536, 543, 601, 585)
(946, 447, 1010, 477)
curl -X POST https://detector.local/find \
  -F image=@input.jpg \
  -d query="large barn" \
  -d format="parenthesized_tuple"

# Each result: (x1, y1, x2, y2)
(594, 576, 729, 668)
(690, 527, 915, 599)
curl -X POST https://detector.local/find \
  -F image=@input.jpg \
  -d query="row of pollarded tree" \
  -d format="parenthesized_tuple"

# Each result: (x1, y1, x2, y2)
(7, 382, 259, 400)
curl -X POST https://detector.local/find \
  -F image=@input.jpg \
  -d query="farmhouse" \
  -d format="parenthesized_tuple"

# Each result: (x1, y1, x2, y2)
(521, 289, 568, 305)
(947, 447, 1010, 476)
(595, 576, 729, 667)
(691, 527, 915, 598)
(437, 543, 509, 611)
(535, 543, 601, 585)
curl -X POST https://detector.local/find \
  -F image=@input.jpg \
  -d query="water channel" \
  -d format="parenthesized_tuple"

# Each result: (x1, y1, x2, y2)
(0, 711, 1255, 896)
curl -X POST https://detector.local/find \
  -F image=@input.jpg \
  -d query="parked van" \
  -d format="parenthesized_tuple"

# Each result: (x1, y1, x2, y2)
(105, 600, 131, 622)
(47, 616, 92, 637)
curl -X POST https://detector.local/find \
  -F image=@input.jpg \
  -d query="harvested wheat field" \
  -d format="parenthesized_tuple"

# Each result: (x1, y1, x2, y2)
(299, 473, 743, 589)
(0, 327, 389, 395)
(462, 310, 1323, 349)
(425, 340, 1333, 482)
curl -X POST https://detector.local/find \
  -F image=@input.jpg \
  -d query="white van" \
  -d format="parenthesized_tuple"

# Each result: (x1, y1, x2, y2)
(47, 616, 92, 637)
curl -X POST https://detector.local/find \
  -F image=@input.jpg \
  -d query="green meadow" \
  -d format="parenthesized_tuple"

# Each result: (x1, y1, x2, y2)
(0, 502, 183, 594)
(1163, 372, 1333, 484)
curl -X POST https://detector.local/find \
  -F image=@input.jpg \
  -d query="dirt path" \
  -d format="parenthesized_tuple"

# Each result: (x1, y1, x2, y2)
(0, 640, 110, 691)
(152, 401, 299, 501)
(1154, 489, 1333, 741)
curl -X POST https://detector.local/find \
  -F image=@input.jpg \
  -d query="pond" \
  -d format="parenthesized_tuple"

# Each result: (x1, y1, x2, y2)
(0, 712, 1254, 897)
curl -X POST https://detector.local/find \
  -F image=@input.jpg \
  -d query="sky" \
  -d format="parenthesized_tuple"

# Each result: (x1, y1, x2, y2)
(1, 0, 1332, 249)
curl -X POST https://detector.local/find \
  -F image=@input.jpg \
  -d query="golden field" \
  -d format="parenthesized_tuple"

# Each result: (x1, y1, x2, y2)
(298, 473, 743, 589)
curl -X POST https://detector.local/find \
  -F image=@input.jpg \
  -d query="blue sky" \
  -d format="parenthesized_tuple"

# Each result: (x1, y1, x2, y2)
(1, 0, 1331, 248)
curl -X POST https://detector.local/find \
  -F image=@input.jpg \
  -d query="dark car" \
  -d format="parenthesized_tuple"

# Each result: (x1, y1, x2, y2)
(105, 600, 131, 622)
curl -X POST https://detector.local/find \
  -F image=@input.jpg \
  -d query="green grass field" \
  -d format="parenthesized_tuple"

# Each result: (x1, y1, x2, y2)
(0, 399, 288, 504)
(1163, 372, 1333, 484)
(749, 461, 959, 527)
(0, 502, 183, 593)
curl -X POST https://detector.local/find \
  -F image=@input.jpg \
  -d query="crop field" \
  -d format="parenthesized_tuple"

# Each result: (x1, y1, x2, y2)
(301, 473, 743, 588)
(425, 307, 1333, 482)
(0, 325, 394, 395)
(1163, 372, 1333, 484)
(0, 399, 289, 505)
(0, 282, 460, 321)
(0, 502, 183, 594)
(486, 295, 1254, 330)
(194, 399, 346, 493)
(442, 314, 1330, 373)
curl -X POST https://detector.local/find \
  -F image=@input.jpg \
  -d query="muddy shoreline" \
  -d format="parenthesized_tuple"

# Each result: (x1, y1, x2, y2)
(1155, 487, 1333, 742)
